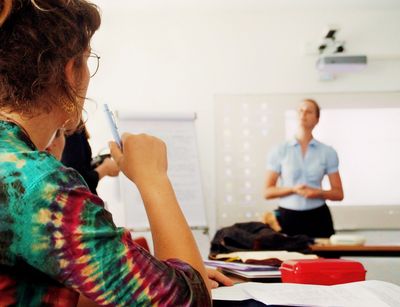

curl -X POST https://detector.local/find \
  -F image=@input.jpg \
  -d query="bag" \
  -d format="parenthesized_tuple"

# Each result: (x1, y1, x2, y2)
(210, 222, 313, 255)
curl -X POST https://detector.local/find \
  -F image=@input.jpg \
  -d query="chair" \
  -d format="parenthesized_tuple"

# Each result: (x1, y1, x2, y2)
(133, 236, 150, 252)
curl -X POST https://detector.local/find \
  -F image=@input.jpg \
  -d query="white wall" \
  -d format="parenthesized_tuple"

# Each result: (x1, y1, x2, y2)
(87, 4, 400, 235)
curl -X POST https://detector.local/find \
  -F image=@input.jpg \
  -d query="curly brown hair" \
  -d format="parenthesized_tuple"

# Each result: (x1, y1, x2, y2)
(0, 0, 101, 116)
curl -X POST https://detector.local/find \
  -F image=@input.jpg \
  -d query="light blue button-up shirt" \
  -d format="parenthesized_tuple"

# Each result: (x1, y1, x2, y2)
(267, 138, 339, 211)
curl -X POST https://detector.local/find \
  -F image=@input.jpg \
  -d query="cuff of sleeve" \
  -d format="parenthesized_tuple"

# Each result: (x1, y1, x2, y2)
(327, 167, 339, 174)
(267, 165, 280, 173)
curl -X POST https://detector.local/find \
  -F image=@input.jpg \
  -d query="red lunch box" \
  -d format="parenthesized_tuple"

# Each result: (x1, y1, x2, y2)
(280, 259, 366, 285)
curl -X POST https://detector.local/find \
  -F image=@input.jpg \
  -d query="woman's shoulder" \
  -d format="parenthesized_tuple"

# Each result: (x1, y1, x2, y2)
(273, 140, 294, 152)
(313, 140, 338, 159)
(314, 140, 337, 151)
(267, 141, 292, 161)
(12, 150, 87, 193)
(0, 151, 93, 223)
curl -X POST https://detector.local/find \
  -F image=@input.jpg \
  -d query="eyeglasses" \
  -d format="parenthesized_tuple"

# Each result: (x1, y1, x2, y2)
(87, 52, 100, 78)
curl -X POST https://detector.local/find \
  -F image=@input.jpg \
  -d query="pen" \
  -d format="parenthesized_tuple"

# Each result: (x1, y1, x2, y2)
(103, 103, 122, 148)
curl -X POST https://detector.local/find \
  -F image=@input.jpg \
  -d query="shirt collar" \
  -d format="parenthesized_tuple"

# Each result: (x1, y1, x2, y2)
(309, 138, 318, 146)
(289, 138, 318, 147)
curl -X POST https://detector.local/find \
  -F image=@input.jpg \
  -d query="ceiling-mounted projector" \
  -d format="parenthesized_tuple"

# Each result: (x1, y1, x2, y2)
(316, 55, 367, 73)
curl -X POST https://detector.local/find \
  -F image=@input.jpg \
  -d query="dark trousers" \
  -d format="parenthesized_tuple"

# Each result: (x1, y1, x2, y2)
(276, 204, 335, 238)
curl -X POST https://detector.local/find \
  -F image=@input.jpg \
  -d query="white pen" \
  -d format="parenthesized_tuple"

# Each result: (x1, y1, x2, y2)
(103, 103, 122, 148)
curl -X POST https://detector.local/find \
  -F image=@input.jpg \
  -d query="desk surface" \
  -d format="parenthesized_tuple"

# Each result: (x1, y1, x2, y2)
(310, 244, 400, 257)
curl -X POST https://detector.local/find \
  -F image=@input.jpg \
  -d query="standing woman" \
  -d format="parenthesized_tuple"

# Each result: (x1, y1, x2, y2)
(0, 0, 213, 305)
(264, 99, 344, 238)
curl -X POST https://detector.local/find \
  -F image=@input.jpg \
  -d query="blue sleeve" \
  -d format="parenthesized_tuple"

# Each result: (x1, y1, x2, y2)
(325, 146, 339, 174)
(266, 145, 282, 173)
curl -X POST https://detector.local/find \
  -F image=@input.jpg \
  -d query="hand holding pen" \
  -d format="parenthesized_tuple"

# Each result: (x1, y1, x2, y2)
(104, 104, 169, 186)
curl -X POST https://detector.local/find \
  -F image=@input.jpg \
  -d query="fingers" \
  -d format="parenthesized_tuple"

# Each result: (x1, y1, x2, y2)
(101, 157, 120, 177)
(108, 133, 169, 185)
(295, 186, 317, 198)
(212, 270, 234, 287)
(293, 184, 308, 195)
(210, 280, 219, 289)
(206, 268, 234, 288)
(294, 184, 306, 190)
(109, 141, 122, 166)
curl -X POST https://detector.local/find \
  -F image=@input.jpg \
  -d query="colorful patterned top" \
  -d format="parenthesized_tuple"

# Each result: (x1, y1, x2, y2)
(0, 121, 210, 306)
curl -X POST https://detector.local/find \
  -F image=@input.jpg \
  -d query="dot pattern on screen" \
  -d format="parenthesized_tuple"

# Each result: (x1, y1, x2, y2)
(216, 98, 275, 228)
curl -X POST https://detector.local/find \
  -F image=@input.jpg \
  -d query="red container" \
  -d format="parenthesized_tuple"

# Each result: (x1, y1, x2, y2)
(280, 259, 366, 285)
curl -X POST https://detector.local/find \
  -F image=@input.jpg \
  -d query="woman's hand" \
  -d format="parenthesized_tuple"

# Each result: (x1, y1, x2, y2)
(294, 185, 322, 198)
(292, 184, 306, 194)
(206, 268, 234, 289)
(95, 157, 120, 179)
(109, 133, 168, 188)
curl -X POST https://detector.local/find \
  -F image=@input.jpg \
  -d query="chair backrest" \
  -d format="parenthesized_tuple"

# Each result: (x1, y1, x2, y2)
(133, 236, 150, 252)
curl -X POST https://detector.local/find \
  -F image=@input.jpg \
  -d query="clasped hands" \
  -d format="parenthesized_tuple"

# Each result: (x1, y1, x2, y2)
(293, 184, 322, 198)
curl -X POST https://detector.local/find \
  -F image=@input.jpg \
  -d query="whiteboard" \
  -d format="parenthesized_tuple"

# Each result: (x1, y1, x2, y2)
(117, 113, 207, 230)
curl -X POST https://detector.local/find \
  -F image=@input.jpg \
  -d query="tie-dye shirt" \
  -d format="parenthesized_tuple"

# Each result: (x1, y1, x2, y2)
(0, 121, 210, 306)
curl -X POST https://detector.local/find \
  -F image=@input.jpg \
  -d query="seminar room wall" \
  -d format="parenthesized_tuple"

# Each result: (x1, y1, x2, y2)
(85, 1, 400, 236)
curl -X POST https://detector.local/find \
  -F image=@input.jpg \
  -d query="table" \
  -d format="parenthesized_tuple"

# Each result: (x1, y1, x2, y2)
(309, 244, 400, 258)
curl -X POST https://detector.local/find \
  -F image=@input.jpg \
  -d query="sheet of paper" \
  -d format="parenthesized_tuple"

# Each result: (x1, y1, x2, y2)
(241, 280, 400, 307)
(212, 283, 251, 301)
(336, 280, 400, 307)
(212, 280, 400, 306)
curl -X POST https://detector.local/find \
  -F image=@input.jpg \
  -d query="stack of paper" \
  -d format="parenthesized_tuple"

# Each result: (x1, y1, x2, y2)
(204, 260, 281, 279)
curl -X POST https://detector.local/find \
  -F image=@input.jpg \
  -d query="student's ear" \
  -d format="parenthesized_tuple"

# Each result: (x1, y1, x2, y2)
(65, 58, 77, 87)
